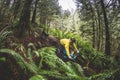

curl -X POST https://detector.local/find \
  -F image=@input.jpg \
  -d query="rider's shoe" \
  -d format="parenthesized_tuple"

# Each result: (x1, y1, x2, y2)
(70, 53, 79, 60)
(70, 54, 75, 60)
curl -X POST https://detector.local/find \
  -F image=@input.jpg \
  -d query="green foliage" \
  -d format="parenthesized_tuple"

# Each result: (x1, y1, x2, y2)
(0, 31, 12, 43)
(37, 47, 57, 69)
(89, 69, 120, 80)
(49, 28, 83, 40)
(0, 57, 6, 62)
(49, 28, 93, 56)
(49, 28, 94, 60)
(48, 28, 120, 80)
(0, 45, 85, 80)
(48, 29, 66, 39)
(37, 0, 61, 31)
(0, 29, 119, 80)
(29, 75, 46, 80)
(62, 10, 71, 18)
(38, 0, 61, 15)
(37, 47, 85, 80)
(0, 48, 38, 73)
(0, 29, 118, 80)
(0, 0, 119, 79)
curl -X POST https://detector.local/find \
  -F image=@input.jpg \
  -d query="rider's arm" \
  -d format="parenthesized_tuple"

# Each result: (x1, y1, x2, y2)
(73, 43, 79, 52)
(65, 44, 70, 58)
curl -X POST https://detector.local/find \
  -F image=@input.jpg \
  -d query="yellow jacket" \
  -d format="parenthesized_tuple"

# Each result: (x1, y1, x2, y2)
(60, 39, 78, 57)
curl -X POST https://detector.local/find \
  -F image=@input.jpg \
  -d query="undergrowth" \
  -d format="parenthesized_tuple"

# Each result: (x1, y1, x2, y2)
(0, 28, 120, 80)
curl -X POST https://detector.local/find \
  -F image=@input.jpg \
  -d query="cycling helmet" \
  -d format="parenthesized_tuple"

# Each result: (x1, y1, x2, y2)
(70, 37, 76, 43)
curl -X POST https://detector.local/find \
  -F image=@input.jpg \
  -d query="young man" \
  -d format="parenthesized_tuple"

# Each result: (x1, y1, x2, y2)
(58, 38, 79, 60)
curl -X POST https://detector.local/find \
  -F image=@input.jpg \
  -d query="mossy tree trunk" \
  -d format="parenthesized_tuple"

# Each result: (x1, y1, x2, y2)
(100, 0, 110, 55)
(31, 0, 39, 23)
(16, 0, 32, 38)
(13, 0, 21, 19)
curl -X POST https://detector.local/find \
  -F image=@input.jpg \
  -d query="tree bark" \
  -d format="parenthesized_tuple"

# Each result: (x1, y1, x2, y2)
(89, 1, 95, 48)
(96, 8, 101, 51)
(17, 0, 33, 38)
(92, 19, 95, 48)
(13, 0, 21, 19)
(100, 0, 110, 55)
(31, 0, 39, 23)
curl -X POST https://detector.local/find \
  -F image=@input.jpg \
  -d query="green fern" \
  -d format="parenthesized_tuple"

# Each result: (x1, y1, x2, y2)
(0, 49, 38, 73)
(0, 31, 12, 45)
(89, 69, 120, 80)
(0, 57, 6, 62)
(36, 47, 85, 80)
(29, 75, 47, 80)
(0, 46, 86, 80)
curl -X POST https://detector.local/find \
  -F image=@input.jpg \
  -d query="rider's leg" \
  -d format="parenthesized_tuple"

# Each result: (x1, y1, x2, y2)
(57, 45, 67, 59)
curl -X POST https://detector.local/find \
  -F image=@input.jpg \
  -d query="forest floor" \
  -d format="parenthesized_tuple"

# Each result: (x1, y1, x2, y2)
(0, 29, 102, 80)
(0, 30, 63, 80)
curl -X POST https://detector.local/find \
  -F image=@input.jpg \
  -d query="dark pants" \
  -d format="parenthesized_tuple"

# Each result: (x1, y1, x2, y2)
(56, 44, 69, 62)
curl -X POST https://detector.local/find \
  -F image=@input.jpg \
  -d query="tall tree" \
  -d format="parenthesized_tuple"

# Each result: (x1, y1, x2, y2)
(0, 0, 13, 29)
(31, 0, 39, 23)
(100, 0, 110, 55)
(89, 1, 96, 48)
(76, 0, 96, 48)
(16, 0, 33, 37)
(75, 0, 119, 55)
(13, 0, 21, 19)
(38, 0, 61, 31)
(94, 0, 102, 51)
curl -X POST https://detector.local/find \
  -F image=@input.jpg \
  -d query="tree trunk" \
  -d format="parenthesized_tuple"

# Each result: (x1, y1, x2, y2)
(17, 0, 32, 38)
(92, 20, 95, 48)
(31, 0, 39, 23)
(100, 0, 110, 55)
(96, 8, 101, 51)
(7, 0, 11, 6)
(100, 23, 104, 51)
(13, 0, 21, 19)
(89, 1, 95, 48)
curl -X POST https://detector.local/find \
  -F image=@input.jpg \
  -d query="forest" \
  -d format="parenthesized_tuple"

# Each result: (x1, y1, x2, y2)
(0, 0, 120, 80)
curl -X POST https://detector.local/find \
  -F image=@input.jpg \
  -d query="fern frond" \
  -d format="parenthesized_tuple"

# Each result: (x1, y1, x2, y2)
(29, 75, 47, 80)
(0, 49, 38, 73)
(36, 47, 85, 80)
(0, 31, 12, 43)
